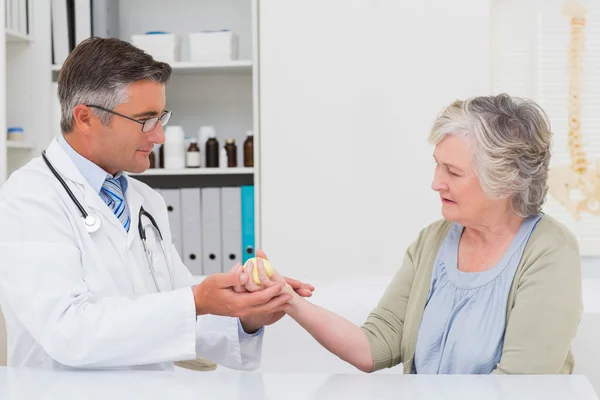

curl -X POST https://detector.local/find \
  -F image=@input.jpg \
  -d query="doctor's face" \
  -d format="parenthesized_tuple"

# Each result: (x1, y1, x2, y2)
(95, 80, 166, 174)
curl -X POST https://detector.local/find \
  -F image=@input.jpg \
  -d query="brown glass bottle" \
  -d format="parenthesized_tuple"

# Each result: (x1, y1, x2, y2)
(205, 137, 219, 168)
(225, 138, 237, 167)
(243, 131, 254, 167)
(158, 144, 164, 168)
(149, 150, 156, 168)
(186, 138, 201, 168)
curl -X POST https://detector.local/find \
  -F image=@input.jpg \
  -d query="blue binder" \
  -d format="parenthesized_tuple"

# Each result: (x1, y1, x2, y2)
(241, 185, 255, 263)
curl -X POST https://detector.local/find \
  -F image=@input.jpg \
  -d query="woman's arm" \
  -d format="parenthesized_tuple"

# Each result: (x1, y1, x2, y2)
(285, 292, 374, 372)
(282, 249, 418, 373)
(493, 243, 582, 374)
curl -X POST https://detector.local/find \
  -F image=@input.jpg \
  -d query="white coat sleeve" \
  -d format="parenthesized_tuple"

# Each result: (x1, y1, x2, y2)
(168, 242, 264, 371)
(0, 191, 197, 368)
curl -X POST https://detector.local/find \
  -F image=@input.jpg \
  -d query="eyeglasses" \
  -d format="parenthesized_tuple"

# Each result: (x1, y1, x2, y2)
(86, 105, 172, 133)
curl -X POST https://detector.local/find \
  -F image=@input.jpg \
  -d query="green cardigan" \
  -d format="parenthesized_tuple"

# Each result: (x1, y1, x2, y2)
(361, 215, 583, 374)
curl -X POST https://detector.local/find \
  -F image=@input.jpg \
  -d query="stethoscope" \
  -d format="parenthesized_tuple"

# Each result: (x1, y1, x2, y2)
(41, 150, 174, 291)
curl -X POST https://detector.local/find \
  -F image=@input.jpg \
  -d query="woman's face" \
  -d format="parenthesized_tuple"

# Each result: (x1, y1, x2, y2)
(431, 135, 510, 227)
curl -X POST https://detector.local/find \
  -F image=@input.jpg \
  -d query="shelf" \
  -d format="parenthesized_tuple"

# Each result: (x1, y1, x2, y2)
(5, 28, 34, 43)
(6, 141, 35, 149)
(131, 167, 254, 176)
(52, 60, 252, 74)
(129, 167, 255, 188)
(169, 60, 252, 74)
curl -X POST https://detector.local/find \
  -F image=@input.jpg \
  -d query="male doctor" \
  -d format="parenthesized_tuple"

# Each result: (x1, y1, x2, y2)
(0, 37, 313, 370)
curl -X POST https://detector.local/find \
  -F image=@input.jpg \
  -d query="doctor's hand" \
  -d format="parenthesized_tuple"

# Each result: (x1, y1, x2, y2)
(233, 250, 315, 298)
(232, 251, 312, 333)
(234, 258, 295, 333)
(192, 270, 291, 321)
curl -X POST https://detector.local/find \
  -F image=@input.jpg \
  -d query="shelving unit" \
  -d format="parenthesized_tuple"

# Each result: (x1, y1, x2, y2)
(131, 167, 254, 176)
(1, 2, 52, 185)
(2, 1, 261, 276)
(119, 0, 261, 272)
(51, 60, 253, 74)
(130, 167, 255, 189)
(49, 1, 259, 182)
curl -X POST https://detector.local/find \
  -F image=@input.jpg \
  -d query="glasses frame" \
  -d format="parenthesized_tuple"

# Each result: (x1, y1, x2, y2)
(86, 105, 171, 133)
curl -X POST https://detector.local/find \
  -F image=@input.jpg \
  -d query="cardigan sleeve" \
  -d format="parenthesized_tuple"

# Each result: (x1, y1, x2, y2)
(492, 243, 582, 374)
(360, 243, 418, 371)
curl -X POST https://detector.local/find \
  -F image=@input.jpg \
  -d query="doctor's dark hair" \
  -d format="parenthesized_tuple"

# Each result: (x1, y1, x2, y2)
(57, 37, 172, 133)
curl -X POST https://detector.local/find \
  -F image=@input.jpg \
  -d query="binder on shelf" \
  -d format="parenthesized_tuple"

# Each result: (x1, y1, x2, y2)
(220, 187, 242, 272)
(10, 0, 18, 32)
(65, 0, 75, 50)
(180, 188, 203, 276)
(18, 0, 28, 35)
(74, 0, 91, 45)
(159, 189, 183, 257)
(51, 0, 70, 65)
(91, 0, 119, 38)
(5, 0, 11, 31)
(201, 188, 222, 275)
(241, 185, 255, 263)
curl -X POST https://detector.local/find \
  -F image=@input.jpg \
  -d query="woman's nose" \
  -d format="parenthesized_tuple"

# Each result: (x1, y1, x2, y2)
(431, 170, 448, 192)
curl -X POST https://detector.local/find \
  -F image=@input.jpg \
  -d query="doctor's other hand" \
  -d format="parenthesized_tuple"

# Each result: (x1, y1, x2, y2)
(191, 270, 291, 323)
(235, 258, 295, 333)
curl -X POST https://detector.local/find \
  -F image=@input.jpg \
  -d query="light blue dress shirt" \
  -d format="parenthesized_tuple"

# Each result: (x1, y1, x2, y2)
(414, 214, 542, 374)
(56, 136, 262, 338)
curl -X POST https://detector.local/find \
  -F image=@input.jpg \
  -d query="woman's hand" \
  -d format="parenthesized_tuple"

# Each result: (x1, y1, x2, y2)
(232, 250, 314, 300)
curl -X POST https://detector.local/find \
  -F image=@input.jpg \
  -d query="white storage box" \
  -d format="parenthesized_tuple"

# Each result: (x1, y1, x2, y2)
(189, 30, 238, 62)
(131, 32, 180, 63)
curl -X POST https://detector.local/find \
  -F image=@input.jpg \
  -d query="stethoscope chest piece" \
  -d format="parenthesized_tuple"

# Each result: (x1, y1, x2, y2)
(84, 213, 102, 233)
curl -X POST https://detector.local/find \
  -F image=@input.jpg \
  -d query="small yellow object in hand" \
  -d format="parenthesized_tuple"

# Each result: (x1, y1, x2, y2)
(244, 258, 274, 285)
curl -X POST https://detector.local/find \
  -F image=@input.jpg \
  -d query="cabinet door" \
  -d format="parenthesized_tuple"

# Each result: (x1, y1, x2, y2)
(258, 0, 492, 280)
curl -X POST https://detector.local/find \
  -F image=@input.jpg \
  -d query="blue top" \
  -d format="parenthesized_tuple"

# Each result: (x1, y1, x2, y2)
(414, 214, 542, 374)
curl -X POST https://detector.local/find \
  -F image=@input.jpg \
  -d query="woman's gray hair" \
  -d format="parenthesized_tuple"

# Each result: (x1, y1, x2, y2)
(58, 37, 172, 133)
(428, 93, 552, 217)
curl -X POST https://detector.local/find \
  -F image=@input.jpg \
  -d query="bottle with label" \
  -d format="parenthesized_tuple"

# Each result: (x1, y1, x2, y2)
(7, 127, 24, 142)
(164, 126, 186, 169)
(225, 138, 237, 167)
(205, 134, 220, 168)
(198, 126, 215, 168)
(243, 130, 254, 167)
(186, 138, 201, 168)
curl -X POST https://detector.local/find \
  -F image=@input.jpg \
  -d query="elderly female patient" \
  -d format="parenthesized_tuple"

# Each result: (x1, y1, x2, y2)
(274, 93, 583, 374)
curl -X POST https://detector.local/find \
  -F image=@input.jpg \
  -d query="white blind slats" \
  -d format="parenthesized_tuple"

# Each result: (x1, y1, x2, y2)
(493, 0, 600, 255)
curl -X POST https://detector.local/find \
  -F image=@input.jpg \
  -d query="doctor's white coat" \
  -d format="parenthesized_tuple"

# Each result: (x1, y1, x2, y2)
(0, 139, 263, 370)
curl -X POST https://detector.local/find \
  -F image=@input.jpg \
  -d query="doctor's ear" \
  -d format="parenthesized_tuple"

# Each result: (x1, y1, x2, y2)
(72, 105, 96, 135)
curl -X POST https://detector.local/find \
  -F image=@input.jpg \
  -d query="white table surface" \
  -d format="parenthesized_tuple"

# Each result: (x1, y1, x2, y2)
(0, 367, 597, 400)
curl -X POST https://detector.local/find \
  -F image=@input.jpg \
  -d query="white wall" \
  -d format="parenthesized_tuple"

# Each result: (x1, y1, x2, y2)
(583, 258, 600, 278)
(258, 0, 492, 281)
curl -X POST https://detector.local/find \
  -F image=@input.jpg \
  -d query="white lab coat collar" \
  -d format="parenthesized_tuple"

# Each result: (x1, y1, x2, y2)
(44, 138, 88, 186)
(44, 139, 144, 244)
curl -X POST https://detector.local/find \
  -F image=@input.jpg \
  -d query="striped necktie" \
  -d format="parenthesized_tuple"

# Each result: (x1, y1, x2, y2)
(100, 177, 131, 231)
